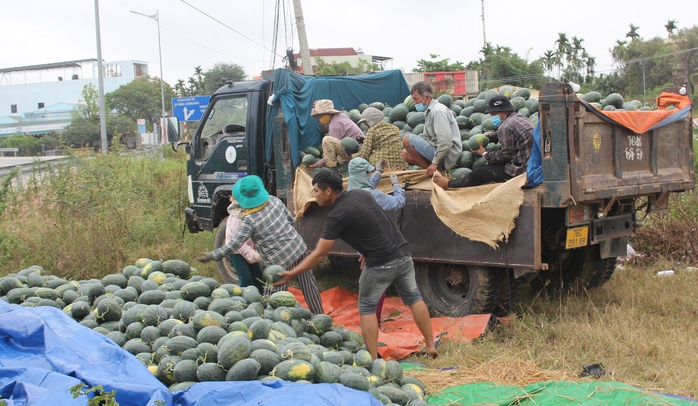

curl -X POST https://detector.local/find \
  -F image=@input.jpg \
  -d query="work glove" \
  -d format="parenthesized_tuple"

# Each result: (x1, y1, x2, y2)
(375, 159, 387, 174)
(390, 174, 399, 185)
(197, 252, 215, 263)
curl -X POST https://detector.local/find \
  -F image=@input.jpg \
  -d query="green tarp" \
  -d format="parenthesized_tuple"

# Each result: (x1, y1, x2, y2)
(427, 381, 697, 405)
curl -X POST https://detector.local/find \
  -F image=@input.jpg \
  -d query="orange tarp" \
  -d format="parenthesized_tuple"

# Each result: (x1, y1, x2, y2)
(593, 91, 691, 134)
(290, 286, 494, 360)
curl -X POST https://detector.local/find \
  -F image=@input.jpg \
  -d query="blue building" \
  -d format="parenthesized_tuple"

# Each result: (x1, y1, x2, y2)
(0, 59, 148, 136)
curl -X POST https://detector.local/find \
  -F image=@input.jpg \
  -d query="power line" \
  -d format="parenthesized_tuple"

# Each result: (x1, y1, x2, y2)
(117, 0, 263, 63)
(627, 46, 698, 64)
(180, 0, 283, 58)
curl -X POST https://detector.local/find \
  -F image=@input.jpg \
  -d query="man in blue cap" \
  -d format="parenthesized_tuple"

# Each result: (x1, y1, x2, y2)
(197, 175, 324, 315)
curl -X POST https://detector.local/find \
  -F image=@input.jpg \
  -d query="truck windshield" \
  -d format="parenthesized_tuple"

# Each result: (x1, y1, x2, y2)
(200, 96, 248, 138)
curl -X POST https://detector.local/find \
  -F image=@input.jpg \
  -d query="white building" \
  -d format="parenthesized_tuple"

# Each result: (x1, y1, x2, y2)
(0, 59, 148, 136)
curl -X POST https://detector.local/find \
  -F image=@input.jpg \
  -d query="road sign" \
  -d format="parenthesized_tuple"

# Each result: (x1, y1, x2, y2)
(172, 96, 211, 122)
(137, 119, 146, 134)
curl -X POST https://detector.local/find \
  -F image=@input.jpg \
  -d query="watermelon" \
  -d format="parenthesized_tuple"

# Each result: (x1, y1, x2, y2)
(473, 99, 488, 113)
(162, 259, 191, 279)
(512, 88, 531, 100)
(196, 363, 226, 382)
(180, 282, 210, 301)
(272, 359, 315, 382)
(349, 109, 362, 123)
(315, 361, 343, 383)
(450, 104, 462, 116)
(403, 95, 415, 111)
(581, 91, 601, 103)
(468, 134, 489, 151)
(340, 137, 360, 154)
(96, 298, 122, 322)
(263, 265, 285, 284)
(472, 156, 487, 169)
(385, 360, 403, 383)
(357, 103, 369, 113)
(140, 260, 163, 279)
(247, 319, 270, 340)
(339, 372, 370, 391)
(173, 359, 199, 383)
(368, 101, 385, 111)
(302, 147, 321, 158)
(376, 386, 411, 405)
(270, 293, 296, 310)
(450, 167, 472, 179)
(225, 358, 261, 381)
(217, 335, 251, 370)
(498, 86, 514, 98)
(249, 349, 281, 375)
(510, 97, 526, 111)
(605, 93, 624, 109)
(192, 311, 227, 331)
(301, 154, 318, 166)
(389, 105, 409, 122)
(437, 94, 452, 107)
(483, 89, 498, 104)
(134, 258, 153, 268)
(517, 108, 530, 117)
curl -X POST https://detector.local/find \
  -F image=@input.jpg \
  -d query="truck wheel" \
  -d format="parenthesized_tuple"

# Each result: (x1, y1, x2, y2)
(493, 268, 521, 317)
(534, 245, 615, 293)
(213, 217, 239, 284)
(414, 262, 498, 317)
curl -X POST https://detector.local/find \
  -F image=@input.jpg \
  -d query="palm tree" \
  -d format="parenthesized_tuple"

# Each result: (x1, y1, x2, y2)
(480, 42, 494, 58)
(626, 24, 640, 40)
(542, 50, 556, 78)
(554, 32, 570, 78)
(665, 19, 678, 37)
(611, 40, 628, 70)
(585, 55, 597, 83)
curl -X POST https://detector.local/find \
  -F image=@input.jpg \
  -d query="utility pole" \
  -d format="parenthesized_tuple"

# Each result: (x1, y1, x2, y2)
(481, 0, 487, 49)
(94, 0, 108, 153)
(292, 0, 313, 75)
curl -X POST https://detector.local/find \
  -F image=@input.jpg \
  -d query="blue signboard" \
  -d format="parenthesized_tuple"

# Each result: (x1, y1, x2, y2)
(172, 96, 211, 122)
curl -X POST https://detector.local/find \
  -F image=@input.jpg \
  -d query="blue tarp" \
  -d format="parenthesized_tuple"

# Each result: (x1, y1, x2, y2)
(524, 121, 543, 188)
(264, 69, 411, 168)
(0, 301, 383, 406)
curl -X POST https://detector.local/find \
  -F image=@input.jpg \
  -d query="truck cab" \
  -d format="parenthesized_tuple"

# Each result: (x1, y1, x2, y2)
(183, 80, 271, 234)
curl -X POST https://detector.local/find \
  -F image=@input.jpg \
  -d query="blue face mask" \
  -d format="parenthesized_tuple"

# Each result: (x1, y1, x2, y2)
(491, 115, 502, 128)
(415, 101, 427, 112)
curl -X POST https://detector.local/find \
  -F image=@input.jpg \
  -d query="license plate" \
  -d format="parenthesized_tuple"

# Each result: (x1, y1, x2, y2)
(565, 226, 589, 249)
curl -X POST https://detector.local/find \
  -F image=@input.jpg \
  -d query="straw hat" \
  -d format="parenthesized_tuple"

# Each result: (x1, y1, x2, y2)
(311, 99, 339, 117)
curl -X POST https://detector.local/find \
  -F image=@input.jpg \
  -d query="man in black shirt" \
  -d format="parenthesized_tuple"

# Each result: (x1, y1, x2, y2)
(275, 169, 439, 360)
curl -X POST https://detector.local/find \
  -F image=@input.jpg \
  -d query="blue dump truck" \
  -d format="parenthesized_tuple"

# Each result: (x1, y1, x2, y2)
(173, 69, 695, 317)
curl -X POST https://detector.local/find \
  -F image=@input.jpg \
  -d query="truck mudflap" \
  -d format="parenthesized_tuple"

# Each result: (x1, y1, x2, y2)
(295, 188, 544, 270)
(184, 207, 202, 234)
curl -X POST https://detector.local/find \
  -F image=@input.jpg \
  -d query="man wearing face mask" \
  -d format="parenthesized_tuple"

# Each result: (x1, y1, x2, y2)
(401, 81, 462, 176)
(308, 99, 365, 169)
(433, 95, 533, 189)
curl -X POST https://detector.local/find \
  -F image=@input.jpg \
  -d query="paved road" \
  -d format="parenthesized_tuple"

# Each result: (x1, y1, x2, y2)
(0, 155, 67, 169)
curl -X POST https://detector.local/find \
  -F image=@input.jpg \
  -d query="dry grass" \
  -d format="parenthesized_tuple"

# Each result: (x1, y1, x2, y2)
(396, 259, 698, 399)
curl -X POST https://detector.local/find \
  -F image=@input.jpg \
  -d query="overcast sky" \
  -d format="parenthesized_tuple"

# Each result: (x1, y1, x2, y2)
(2, 0, 696, 87)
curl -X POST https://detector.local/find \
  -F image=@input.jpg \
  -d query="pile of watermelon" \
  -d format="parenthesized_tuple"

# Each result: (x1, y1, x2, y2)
(0, 259, 435, 406)
(578, 91, 654, 111)
(305, 87, 541, 180)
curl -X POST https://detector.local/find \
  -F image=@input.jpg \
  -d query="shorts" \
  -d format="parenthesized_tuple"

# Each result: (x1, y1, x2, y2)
(406, 134, 436, 162)
(357, 256, 422, 315)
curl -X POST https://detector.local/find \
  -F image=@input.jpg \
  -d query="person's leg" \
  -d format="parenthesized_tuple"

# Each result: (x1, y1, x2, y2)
(375, 291, 386, 327)
(408, 300, 439, 357)
(449, 163, 512, 188)
(322, 136, 342, 168)
(229, 254, 254, 287)
(358, 263, 394, 360)
(295, 269, 324, 315)
(391, 256, 439, 358)
(402, 134, 436, 169)
(360, 313, 380, 359)
(247, 261, 265, 293)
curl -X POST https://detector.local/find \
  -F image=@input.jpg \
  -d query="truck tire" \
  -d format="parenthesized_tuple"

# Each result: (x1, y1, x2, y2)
(493, 268, 521, 317)
(414, 262, 498, 317)
(534, 245, 615, 293)
(213, 217, 239, 284)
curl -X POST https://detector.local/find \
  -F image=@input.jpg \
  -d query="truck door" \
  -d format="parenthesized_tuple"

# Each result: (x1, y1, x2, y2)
(187, 95, 250, 226)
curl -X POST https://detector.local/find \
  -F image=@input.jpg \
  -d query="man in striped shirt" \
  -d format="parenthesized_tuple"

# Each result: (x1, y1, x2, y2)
(197, 175, 324, 315)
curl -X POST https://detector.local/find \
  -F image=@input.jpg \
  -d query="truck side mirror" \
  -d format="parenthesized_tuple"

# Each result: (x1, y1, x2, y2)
(166, 117, 180, 143)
